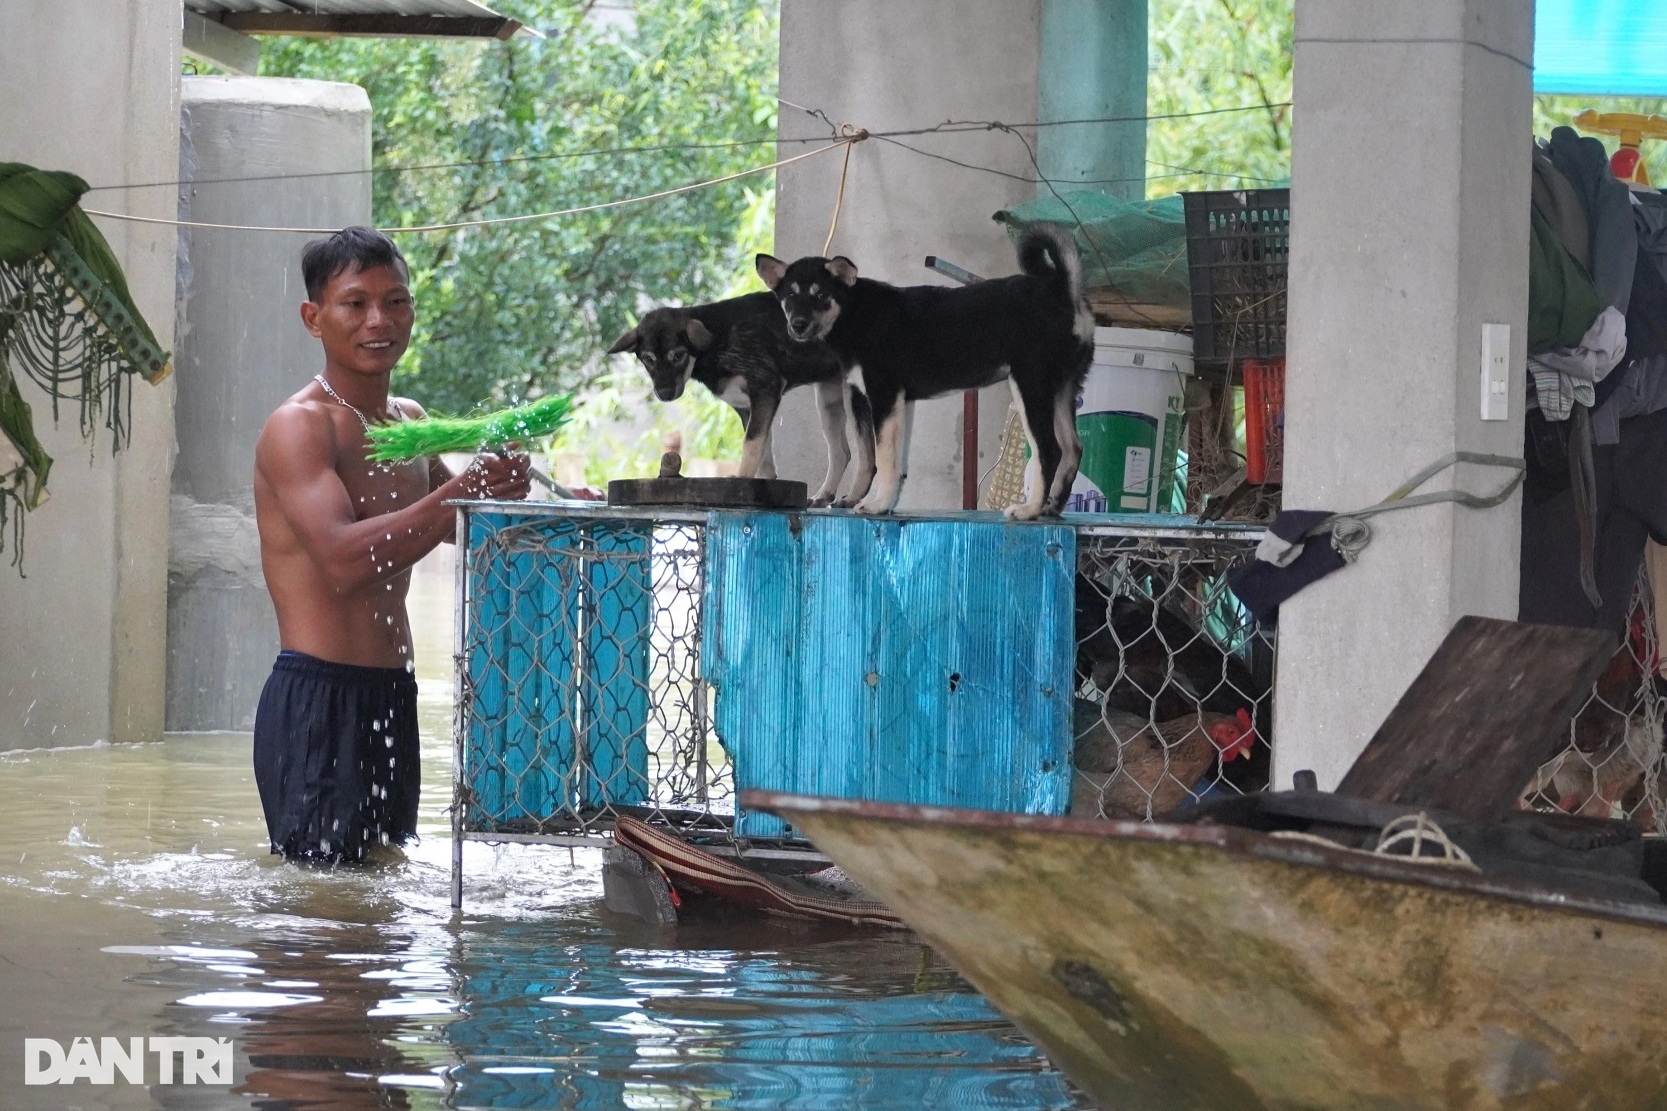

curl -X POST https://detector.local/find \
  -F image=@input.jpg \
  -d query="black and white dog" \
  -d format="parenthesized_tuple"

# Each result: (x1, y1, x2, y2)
(608, 292, 874, 505)
(756, 224, 1094, 519)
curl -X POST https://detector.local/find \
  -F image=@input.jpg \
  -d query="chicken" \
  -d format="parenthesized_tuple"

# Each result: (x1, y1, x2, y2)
(1070, 699, 1255, 821)
(1526, 715, 1661, 819)
(1075, 580, 1271, 792)
(1523, 630, 1662, 821)
(1075, 580, 1262, 721)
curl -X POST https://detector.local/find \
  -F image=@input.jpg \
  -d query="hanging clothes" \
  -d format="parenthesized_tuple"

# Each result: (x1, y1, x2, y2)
(1528, 207, 1605, 355)
(1522, 404, 1667, 636)
(1533, 149, 1591, 270)
(1530, 305, 1627, 420)
(1545, 126, 1638, 314)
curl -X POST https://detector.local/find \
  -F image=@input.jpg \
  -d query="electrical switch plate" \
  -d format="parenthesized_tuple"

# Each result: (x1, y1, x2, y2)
(1481, 323, 1510, 421)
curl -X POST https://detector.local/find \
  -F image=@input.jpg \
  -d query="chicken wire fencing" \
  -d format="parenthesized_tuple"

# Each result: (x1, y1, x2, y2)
(1522, 568, 1667, 831)
(1071, 530, 1276, 822)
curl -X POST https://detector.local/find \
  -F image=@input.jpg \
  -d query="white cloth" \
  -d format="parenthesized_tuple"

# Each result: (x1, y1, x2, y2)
(1528, 306, 1628, 422)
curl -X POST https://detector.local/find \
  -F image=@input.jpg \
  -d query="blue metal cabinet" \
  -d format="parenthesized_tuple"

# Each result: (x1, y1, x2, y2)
(703, 513, 1075, 839)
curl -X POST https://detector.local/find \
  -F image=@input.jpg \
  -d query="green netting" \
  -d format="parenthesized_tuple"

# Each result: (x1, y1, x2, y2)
(993, 190, 1192, 309)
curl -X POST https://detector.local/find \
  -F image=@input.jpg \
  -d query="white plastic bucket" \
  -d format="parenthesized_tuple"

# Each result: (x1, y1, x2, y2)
(1066, 327, 1192, 513)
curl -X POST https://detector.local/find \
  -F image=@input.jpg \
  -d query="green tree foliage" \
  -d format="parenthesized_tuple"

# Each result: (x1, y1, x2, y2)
(261, 0, 779, 421)
(1146, 0, 1293, 197)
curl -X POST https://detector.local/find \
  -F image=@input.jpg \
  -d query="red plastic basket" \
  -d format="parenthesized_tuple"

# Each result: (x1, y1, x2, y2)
(1243, 358, 1285, 485)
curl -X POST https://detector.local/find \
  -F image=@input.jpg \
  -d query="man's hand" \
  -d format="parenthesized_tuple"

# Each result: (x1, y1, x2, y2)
(457, 452, 532, 501)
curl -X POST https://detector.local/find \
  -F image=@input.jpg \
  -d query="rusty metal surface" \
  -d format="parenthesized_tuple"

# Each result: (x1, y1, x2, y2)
(746, 791, 1667, 1111)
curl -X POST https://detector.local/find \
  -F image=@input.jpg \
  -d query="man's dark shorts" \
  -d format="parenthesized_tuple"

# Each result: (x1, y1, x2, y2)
(253, 650, 420, 862)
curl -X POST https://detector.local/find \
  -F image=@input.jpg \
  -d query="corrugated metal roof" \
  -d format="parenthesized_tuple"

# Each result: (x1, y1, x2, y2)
(185, 0, 531, 40)
(704, 512, 1076, 841)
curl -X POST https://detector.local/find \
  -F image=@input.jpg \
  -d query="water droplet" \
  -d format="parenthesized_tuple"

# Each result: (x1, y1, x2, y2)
(386, 735, 395, 747)
(405, 660, 415, 673)
(389, 491, 398, 500)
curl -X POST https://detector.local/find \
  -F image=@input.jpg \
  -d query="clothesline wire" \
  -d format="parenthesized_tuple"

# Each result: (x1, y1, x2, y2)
(83, 99, 1294, 236)
(872, 133, 1280, 188)
(84, 100, 1291, 194)
(83, 138, 855, 235)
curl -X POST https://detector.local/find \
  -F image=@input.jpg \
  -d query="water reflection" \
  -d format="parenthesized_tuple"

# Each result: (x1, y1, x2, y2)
(0, 552, 1089, 1110)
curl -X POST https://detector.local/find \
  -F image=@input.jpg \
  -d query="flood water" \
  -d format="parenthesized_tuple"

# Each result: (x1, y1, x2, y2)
(0, 552, 1090, 1110)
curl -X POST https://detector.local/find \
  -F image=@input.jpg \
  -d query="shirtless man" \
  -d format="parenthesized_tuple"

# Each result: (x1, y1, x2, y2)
(252, 226, 529, 862)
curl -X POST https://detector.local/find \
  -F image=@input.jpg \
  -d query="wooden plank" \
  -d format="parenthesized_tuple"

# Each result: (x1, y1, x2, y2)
(1336, 616, 1616, 820)
(1086, 290, 1191, 329)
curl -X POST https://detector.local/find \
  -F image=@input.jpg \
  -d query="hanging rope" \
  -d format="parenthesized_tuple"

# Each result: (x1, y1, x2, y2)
(82, 138, 857, 236)
(822, 125, 868, 256)
(1305, 451, 1527, 562)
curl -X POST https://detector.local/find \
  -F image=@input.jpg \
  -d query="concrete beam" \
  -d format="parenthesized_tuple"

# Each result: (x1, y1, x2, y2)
(1272, 0, 1533, 789)
(1037, 0, 1147, 200)
(182, 10, 259, 76)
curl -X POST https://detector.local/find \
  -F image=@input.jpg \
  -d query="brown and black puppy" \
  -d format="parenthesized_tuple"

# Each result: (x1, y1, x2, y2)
(608, 292, 872, 505)
(757, 225, 1093, 518)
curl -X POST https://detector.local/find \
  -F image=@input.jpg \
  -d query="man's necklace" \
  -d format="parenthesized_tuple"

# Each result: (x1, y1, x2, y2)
(315, 374, 400, 436)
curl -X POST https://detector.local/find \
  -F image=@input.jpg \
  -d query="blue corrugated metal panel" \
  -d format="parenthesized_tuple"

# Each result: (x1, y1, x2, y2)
(704, 513, 1075, 839)
(465, 515, 649, 829)
(581, 523, 651, 809)
(466, 513, 577, 827)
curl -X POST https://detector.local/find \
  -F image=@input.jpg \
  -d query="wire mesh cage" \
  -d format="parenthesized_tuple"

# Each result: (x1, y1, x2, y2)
(455, 507, 731, 843)
(453, 507, 1273, 864)
(1070, 527, 1275, 821)
(1522, 570, 1667, 831)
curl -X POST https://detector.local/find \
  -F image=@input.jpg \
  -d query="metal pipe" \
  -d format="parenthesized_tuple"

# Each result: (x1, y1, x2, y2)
(450, 505, 469, 911)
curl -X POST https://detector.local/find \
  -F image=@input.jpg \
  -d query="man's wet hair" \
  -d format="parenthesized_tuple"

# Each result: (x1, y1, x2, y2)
(301, 226, 409, 301)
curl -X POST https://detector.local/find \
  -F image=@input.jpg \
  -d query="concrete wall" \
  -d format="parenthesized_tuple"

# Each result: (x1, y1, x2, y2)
(1272, 0, 1533, 788)
(772, 0, 1044, 510)
(0, 0, 181, 750)
(167, 77, 372, 731)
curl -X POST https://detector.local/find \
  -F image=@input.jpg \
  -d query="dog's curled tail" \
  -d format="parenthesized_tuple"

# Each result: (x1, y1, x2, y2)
(1016, 222, 1085, 305)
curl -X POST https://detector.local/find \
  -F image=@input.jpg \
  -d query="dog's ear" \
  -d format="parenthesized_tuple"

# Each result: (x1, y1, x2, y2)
(606, 326, 640, 355)
(755, 253, 788, 290)
(684, 319, 712, 351)
(825, 256, 859, 286)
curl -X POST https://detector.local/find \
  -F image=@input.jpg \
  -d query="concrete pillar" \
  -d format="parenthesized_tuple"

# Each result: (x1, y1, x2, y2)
(1037, 0, 1146, 200)
(166, 77, 371, 731)
(1271, 0, 1533, 789)
(771, 0, 1041, 511)
(0, 0, 180, 751)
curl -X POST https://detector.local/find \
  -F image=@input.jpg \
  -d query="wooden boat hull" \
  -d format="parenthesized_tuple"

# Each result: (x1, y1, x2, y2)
(745, 791, 1667, 1111)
